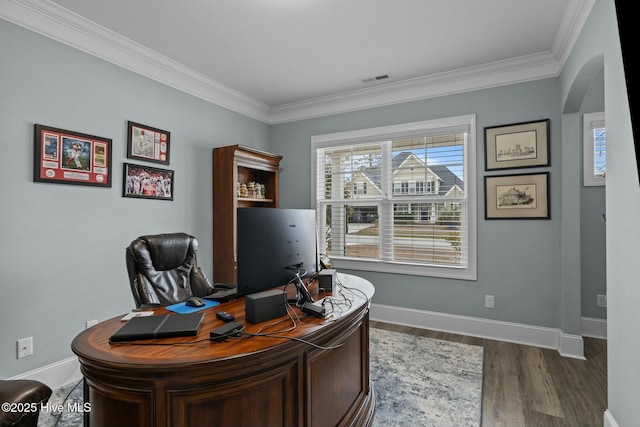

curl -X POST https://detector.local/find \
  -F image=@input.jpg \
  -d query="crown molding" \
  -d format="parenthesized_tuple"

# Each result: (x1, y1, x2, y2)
(1, 0, 591, 125)
(0, 0, 272, 123)
(552, 0, 595, 69)
(269, 0, 592, 124)
(270, 52, 561, 124)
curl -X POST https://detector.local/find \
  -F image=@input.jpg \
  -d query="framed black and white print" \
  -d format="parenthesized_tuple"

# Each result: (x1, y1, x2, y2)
(485, 172, 550, 220)
(484, 119, 550, 171)
(123, 163, 174, 201)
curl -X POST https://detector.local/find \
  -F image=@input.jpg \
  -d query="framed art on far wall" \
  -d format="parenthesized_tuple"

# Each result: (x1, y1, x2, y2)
(123, 163, 174, 201)
(485, 172, 550, 220)
(33, 124, 112, 187)
(127, 121, 170, 165)
(484, 119, 550, 171)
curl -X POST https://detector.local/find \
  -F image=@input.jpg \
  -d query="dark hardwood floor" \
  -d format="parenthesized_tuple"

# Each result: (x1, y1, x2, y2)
(370, 321, 607, 427)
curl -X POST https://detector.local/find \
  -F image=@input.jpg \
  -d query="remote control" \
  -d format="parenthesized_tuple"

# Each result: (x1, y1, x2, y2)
(216, 311, 235, 322)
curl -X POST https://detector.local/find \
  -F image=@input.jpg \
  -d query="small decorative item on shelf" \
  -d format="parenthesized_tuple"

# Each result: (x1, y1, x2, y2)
(237, 181, 266, 199)
(239, 183, 248, 198)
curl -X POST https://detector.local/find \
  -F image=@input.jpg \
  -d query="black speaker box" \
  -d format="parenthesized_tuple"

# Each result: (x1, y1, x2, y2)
(318, 269, 337, 292)
(245, 289, 287, 323)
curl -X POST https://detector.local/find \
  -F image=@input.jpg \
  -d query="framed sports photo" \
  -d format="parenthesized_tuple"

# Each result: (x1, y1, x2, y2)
(123, 163, 174, 201)
(485, 172, 550, 220)
(127, 121, 170, 165)
(484, 119, 550, 171)
(33, 124, 112, 187)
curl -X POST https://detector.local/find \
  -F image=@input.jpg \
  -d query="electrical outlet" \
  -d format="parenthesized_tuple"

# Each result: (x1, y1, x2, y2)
(485, 295, 495, 309)
(596, 294, 607, 308)
(86, 319, 98, 329)
(17, 337, 33, 358)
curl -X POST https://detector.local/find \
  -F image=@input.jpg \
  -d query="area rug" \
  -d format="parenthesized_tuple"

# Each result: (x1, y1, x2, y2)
(38, 380, 83, 427)
(370, 327, 484, 427)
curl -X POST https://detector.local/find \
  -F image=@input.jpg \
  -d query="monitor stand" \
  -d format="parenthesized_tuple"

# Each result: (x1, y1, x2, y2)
(288, 273, 314, 306)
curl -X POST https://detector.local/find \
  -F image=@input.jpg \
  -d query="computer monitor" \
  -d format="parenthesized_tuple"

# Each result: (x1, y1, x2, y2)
(236, 208, 318, 299)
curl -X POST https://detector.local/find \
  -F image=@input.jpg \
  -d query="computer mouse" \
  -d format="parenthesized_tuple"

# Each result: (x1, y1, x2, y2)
(185, 296, 205, 307)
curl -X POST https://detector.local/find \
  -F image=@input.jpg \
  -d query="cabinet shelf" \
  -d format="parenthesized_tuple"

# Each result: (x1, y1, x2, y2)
(213, 145, 282, 284)
(238, 197, 275, 203)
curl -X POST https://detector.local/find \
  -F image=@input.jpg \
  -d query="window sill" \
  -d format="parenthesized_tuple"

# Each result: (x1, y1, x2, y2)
(331, 258, 477, 281)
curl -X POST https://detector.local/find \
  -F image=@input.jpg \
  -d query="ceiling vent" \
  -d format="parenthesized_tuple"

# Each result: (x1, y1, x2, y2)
(362, 74, 390, 83)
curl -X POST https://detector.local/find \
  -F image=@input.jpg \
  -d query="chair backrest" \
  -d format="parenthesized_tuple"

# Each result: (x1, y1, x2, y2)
(126, 233, 213, 307)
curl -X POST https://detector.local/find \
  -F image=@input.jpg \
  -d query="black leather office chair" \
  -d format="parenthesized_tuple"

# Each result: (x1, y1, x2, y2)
(126, 233, 214, 308)
(0, 380, 52, 427)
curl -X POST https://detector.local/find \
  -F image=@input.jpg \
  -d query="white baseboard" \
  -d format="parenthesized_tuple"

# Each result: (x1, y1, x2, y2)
(604, 409, 619, 427)
(559, 332, 586, 360)
(370, 303, 587, 359)
(581, 316, 607, 339)
(8, 356, 82, 390)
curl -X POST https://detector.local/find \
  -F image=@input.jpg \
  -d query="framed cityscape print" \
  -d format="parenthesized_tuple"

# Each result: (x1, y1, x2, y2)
(127, 121, 170, 165)
(484, 119, 550, 171)
(485, 172, 550, 219)
(33, 124, 112, 187)
(123, 163, 174, 201)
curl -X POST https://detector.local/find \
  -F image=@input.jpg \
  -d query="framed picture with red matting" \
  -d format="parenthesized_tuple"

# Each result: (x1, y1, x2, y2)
(33, 124, 112, 187)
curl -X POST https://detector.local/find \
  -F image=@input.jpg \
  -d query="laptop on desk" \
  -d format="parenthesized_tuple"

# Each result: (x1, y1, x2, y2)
(110, 312, 204, 343)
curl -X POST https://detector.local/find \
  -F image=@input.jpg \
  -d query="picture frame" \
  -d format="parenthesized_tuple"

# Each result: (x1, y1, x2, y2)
(127, 121, 170, 165)
(484, 119, 550, 171)
(485, 172, 550, 220)
(33, 124, 112, 187)
(123, 163, 174, 201)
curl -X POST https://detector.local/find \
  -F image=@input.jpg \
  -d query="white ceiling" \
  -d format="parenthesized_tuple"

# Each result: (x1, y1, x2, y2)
(1, 0, 593, 123)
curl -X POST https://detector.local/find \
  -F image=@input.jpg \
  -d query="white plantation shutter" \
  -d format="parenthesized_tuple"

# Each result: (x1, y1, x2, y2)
(312, 116, 476, 280)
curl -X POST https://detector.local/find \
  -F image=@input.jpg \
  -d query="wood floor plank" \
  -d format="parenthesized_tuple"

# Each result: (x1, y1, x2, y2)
(370, 321, 607, 427)
(483, 340, 527, 427)
(517, 345, 564, 418)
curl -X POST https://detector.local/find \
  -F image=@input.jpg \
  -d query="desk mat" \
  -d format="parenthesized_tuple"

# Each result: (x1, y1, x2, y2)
(166, 299, 219, 314)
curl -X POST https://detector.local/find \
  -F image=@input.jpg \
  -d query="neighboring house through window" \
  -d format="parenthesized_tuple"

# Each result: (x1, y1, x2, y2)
(312, 115, 477, 280)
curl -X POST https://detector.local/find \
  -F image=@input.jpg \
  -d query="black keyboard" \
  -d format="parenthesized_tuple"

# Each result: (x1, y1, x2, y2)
(204, 287, 237, 302)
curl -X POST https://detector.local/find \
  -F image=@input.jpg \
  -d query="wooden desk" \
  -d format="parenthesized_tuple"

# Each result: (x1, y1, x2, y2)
(72, 273, 375, 427)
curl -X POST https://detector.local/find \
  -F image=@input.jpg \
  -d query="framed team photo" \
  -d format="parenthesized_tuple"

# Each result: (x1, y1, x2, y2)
(33, 124, 112, 187)
(123, 163, 174, 201)
(127, 121, 170, 165)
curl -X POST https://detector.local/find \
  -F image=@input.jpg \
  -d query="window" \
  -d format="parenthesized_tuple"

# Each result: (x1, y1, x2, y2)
(408, 181, 417, 194)
(353, 182, 367, 195)
(312, 115, 477, 280)
(583, 112, 606, 186)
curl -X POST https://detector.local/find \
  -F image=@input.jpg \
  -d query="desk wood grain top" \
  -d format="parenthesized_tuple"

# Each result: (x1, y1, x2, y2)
(71, 273, 374, 369)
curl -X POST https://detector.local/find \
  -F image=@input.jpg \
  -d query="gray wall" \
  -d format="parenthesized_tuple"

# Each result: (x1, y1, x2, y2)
(560, 0, 640, 425)
(272, 79, 568, 328)
(580, 68, 607, 320)
(0, 20, 270, 378)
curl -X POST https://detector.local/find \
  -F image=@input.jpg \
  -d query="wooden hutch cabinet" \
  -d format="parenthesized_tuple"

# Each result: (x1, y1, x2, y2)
(212, 145, 282, 284)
